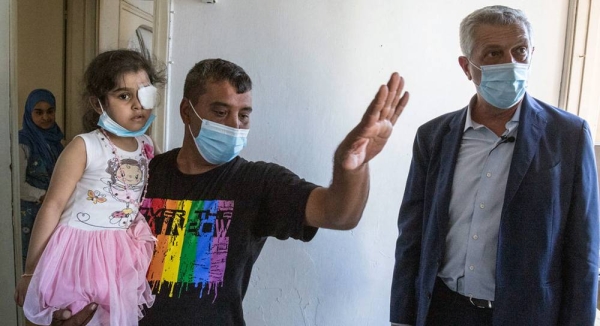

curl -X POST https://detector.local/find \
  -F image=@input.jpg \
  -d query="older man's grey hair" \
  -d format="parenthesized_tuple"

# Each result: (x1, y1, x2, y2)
(459, 5, 533, 58)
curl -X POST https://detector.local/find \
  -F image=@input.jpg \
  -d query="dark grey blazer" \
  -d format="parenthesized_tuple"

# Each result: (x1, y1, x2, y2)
(391, 93, 600, 325)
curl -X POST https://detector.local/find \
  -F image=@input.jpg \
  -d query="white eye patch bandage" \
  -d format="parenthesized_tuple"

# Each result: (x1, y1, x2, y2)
(138, 84, 158, 109)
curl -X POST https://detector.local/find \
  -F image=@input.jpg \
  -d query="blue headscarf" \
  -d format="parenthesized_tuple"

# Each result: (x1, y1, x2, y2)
(18, 89, 64, 175)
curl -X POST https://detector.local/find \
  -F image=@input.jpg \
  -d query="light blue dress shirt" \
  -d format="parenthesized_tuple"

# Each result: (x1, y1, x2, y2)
(437, 99, 520, 301)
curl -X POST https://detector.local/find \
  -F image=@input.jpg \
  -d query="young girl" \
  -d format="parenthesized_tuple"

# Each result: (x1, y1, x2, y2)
(14, 49, 165, 325)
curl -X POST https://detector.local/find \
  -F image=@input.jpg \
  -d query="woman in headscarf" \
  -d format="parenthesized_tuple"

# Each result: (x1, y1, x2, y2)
(19, 89, 64, 267)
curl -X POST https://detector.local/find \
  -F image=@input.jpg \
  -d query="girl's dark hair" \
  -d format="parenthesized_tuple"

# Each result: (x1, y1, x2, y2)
(82, 49, 166, 132)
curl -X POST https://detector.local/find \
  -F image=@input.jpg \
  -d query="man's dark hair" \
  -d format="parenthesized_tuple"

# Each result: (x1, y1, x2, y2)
(184, 59, 252, 103)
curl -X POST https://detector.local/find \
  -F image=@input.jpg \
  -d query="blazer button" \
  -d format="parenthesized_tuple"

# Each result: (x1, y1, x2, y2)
(427, 292, 432, 299)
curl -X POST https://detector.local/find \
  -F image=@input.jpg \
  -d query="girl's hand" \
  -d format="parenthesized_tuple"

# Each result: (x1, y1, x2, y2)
(14, 275, 32, 307)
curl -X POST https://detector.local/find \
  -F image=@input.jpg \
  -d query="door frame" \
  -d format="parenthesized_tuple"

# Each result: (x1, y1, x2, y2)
(1, 0, 19, 323)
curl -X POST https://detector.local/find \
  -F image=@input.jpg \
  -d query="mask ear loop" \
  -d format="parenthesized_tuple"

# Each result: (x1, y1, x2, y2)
(466, 59, 482, 85)
(467, 59, 482, 71)
(89, 97, 106, 115)
(188, 99, 204, 122)
(186, 99, 205, 140)
(97, 99, 106, 113)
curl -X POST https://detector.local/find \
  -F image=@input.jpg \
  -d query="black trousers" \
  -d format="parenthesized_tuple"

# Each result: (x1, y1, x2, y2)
(425, 278, 493, 326)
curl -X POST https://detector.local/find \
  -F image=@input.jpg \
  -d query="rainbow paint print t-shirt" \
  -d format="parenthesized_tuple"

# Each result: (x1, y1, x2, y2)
(139, 149, 318, 326)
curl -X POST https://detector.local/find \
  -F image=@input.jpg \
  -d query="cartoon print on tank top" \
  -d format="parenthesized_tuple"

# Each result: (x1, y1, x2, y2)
(103, 157, 148, 227)
(76, 156, 148, 229)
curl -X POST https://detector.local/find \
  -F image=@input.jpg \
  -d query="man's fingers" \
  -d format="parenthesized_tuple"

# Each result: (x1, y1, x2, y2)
(76, 303, 98, 325)
(381, 73, 401, 118)
(390, 91, 410, 125)
(50, 303, 97, 326)
(364, 84, 389, 123)
(363, 73, 407, 126)
(51, 309, 73, 325)
(387, 76, 406, 121)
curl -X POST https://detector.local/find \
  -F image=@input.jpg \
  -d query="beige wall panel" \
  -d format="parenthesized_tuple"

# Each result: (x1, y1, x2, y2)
(65, 0, 97, 141)
(17, 0, 65, 132)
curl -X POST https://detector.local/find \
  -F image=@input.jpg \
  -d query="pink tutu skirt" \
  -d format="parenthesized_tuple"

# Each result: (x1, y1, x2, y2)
(24, 216, 156, 325)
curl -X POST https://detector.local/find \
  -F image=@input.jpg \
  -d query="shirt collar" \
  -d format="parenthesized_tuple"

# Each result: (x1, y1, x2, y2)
(464, 95, 522, 132)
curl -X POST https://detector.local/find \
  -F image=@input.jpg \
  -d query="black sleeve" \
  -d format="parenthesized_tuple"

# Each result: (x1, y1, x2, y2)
(252, 162, 319, 241)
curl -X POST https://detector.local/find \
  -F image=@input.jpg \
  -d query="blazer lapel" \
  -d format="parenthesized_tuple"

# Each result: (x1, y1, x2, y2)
(502, 94, 547, 210)
(435, 108, 468, 235)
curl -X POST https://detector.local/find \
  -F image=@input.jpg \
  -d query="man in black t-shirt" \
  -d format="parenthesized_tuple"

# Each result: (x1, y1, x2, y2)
(52, 59, 408, 325)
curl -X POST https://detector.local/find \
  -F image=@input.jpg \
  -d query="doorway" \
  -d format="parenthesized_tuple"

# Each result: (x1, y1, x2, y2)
(17, 0, 164, 142)
(8, 0, 170, 324)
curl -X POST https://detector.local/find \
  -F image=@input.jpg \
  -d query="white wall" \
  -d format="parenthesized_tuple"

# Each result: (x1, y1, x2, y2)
(165, 0, 568, 324)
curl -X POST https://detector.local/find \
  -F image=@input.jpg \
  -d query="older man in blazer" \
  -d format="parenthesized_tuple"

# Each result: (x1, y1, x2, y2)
(390, 5, 599, 326)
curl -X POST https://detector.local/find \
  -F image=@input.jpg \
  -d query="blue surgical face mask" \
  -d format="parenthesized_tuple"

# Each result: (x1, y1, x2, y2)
(469, 61, 530, 109)
(97, 100, 155, 137)
(188, 100, 249, 165)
